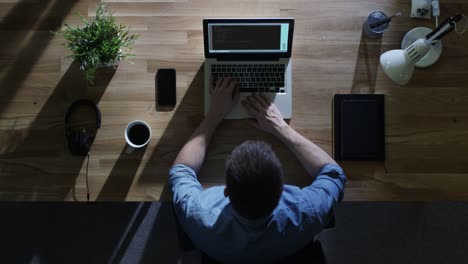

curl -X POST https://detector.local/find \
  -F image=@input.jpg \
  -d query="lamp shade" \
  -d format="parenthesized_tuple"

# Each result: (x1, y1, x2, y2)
(379, 38, 431, 86)
(379, 49, 415, 86)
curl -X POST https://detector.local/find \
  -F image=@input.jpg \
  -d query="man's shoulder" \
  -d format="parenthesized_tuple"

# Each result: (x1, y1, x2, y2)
(180, 186, 232, 232)
(183, 186, 230, 216)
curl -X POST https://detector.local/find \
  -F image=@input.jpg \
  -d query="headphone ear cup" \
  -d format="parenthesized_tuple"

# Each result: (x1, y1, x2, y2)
(67, 131, 79, 155)
(66, 132, 72, 153)
(78, 131, 87, 156)
(65, 100, 100, 156)
(80, 131, 93, 156)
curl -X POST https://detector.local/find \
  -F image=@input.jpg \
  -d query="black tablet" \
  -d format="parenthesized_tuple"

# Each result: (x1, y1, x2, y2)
(333, 94, 385, 160)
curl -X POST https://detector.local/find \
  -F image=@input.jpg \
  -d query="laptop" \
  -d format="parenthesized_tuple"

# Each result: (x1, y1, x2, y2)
(203, 18, 295, 119)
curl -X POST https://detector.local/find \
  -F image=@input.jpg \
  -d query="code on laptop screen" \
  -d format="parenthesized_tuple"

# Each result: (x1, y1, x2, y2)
(208, 23, 289, 53)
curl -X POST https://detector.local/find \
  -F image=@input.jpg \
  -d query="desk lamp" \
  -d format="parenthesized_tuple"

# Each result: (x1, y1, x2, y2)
(380, 13, 464, 85)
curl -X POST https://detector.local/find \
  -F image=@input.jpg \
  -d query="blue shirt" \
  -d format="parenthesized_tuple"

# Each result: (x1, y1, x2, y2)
(169, 163, 347, 264)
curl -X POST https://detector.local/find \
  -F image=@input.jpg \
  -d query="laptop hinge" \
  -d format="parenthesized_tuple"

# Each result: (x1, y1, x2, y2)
(217, 57, 281, 61)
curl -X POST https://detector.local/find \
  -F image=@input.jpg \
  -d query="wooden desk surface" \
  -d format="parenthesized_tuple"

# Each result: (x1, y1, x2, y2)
(1, 0, 467, 201)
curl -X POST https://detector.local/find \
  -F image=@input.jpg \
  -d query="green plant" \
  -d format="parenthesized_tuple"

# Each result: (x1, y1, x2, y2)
(55, 5, 138, 82)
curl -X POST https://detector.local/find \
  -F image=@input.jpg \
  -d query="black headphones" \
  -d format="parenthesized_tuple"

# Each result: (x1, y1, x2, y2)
(65, 100, 101, 156)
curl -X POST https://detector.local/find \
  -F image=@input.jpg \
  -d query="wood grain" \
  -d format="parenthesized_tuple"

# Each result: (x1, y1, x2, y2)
(0, 0, 467, 201)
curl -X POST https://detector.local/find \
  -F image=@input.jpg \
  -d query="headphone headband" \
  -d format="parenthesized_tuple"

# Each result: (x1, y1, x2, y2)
(65, 99, 101, 129)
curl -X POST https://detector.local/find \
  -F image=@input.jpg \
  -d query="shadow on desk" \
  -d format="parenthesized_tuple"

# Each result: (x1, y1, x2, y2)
(0, 0, 79, 116)
(0, 62, 114, 200)
(139, 65, 205, 201)
(96, 145, 147, 201)
(351, 34, 383, 94)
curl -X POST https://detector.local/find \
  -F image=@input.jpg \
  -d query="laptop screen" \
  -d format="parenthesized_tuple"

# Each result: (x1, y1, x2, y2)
(208, 23, 289, 53)
(204, 19, 294, 58)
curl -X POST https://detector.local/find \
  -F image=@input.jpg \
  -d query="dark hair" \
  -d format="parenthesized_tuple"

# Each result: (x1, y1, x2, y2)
(225, 140, 284, 219)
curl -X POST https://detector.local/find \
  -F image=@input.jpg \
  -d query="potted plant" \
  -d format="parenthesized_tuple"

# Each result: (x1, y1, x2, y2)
(55, 5, 139, 83)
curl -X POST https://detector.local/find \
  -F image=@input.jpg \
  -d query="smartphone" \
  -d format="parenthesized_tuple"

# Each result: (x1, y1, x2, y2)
(156, 69, 176, 107)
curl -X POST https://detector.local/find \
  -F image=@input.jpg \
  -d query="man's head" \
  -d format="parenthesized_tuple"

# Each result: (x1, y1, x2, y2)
(224, 140, 284, 219)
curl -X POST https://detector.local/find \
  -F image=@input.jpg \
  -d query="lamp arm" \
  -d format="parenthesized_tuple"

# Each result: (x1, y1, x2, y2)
(425, 13, 463, 42)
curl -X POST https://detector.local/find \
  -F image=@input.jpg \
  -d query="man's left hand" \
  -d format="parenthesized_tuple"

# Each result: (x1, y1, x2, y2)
(208, 77, 240, 122)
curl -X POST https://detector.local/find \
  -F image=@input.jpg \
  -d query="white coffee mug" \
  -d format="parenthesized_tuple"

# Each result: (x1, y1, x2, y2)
(125, 120, 151, 154)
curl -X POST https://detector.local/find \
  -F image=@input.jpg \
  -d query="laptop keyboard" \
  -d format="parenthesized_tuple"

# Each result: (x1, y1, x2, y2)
(211, 64, 286, 93)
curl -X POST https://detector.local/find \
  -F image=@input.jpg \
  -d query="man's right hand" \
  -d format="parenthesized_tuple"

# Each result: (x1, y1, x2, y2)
(242, 94, 289, 136)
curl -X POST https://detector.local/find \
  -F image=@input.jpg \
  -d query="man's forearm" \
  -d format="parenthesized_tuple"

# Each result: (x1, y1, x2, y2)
(173, 113, 222, 172)
(275, 125, 337, 177)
